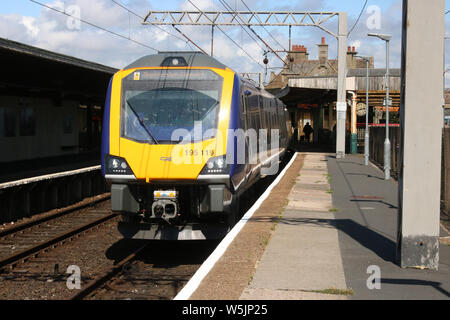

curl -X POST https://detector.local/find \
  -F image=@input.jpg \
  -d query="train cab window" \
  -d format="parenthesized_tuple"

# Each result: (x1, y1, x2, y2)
(0, 107, 16, 137)
(121, 69, 223, 144)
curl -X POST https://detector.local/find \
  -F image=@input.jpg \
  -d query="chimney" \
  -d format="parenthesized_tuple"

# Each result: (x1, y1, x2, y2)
(291, 44, 309, 63)
(318, 37, 329, 65)
(347, 45, 357, 69)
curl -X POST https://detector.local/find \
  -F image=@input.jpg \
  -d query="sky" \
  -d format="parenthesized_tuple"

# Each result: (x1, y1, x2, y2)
(0, 0, 449, 87)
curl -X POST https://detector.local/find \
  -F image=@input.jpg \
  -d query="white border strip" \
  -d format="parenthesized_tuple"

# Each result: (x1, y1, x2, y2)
(0, 165, 101, 190)
(174, 152, 298, 300)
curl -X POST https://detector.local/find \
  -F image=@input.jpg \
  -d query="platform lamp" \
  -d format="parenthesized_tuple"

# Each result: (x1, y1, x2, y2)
(368, 33, 392, 180)
(356, 56, 370, 166)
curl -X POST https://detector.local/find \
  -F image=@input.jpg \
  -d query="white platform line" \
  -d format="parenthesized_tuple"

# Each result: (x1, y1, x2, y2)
(0, 165, 101, 189)
(174, 152, 298, 300)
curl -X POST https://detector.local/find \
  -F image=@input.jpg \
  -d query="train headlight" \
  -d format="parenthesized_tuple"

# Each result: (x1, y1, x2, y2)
(216, 158, 225, 168)
(200, 155, 230, 175)
(105, 155, 134, 175)
(111, 159, 120, 169)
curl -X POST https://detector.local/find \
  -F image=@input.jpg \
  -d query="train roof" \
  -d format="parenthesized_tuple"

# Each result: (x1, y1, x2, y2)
(124, 51, 229, 70)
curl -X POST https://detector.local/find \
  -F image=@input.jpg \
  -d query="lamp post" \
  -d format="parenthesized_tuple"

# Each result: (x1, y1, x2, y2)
(356, 56, 370, 165)
(368, 33, 392, 180)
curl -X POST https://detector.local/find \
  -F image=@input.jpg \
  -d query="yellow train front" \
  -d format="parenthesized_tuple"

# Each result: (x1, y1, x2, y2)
(101, 52, 292, 240)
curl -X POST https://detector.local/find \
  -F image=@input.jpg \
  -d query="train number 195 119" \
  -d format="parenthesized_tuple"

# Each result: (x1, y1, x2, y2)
(184, 149, 215, 157)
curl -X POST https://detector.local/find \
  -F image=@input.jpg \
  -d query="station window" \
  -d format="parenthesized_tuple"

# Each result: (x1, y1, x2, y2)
(0, 107, 16, 137)
(63, 114, 73, 134)
(20, 107, 36, 136)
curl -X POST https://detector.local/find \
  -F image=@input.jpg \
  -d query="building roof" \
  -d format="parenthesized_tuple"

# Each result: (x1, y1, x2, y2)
(0, 37, 117, 74)
(283, 59, 338, 77)
(348, 68, 401, 77)
(0, 37, 117, 104)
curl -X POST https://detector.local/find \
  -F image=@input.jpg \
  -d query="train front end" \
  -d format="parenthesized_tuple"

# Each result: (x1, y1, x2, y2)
(101, 53, 239, 240)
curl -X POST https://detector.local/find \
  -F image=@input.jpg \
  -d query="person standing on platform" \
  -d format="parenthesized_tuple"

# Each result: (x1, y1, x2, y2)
(303, 122, 313, 142)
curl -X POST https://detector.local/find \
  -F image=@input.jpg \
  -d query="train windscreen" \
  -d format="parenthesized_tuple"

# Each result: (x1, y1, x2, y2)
(121, 69, 223, 144)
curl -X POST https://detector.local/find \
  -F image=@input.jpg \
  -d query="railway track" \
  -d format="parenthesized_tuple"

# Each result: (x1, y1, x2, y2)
(70, 240, 219, 300)
(70, 242, 148, 300)
(0, 194, 116, 272)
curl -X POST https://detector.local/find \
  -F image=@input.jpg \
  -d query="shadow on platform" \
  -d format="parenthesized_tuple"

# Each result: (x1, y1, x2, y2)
(293, 141, 335, 153)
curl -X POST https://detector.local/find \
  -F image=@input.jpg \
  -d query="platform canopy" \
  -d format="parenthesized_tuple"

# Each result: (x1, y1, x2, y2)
(0, 38, 117, 105)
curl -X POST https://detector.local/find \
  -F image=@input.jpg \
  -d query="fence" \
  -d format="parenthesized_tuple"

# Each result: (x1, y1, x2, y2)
(369, 125, 401, 178)
(0, 167, 108, 223)
(369, 126, 450, 215)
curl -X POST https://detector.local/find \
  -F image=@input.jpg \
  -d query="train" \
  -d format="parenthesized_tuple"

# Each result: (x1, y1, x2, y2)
(101, 52, 293, 240)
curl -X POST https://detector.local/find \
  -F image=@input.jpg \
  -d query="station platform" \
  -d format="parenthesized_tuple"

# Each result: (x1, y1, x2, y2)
(0, 152, 100, 183)
(186, 153, 450, 300)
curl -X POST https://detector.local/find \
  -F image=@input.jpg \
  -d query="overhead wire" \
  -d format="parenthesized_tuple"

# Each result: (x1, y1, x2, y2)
(187, 0, 264, 69)
(110, 0, 198, 51)
(239, 0, 287, 51)
(348, 0, 368, 37)
(218, 0, 285, 66)
(216, 0, 265, 52)
(29, 0, 159, 52)
(171, 24, 208, 55)
(29, 0, 158, 52)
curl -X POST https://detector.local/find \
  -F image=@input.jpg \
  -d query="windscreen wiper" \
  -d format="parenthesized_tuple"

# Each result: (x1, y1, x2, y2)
(126, 101, 159, 144)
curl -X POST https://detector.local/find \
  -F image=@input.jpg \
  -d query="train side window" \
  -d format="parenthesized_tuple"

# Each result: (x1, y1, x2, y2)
(0, 107, 16, 137)
(240, 95, 247, 130)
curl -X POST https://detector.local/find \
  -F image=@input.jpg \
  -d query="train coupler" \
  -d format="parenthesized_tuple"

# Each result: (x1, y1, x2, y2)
(151, 190, 179, 223)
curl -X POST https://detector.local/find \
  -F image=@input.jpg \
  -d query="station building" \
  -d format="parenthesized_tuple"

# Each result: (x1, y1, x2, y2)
(266, 37, 401, 148)
(0, 38, 117, 179)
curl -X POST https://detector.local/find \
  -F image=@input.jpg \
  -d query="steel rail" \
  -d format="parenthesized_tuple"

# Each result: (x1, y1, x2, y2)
(0, 193, 110, 239)
(0, 210, 118, 272)
(70, 243, 148, 300)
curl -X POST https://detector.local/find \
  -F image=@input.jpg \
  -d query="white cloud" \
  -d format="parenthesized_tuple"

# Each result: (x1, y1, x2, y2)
(180, 0, 215, 11)
(21, 16, 39, 37)
(351, 40, 361, 50)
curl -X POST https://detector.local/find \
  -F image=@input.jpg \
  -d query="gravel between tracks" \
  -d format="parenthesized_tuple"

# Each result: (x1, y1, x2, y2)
(89, 241, 219, 300)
